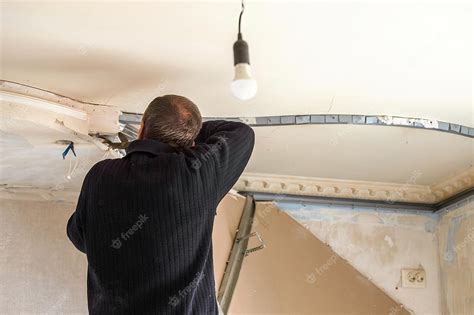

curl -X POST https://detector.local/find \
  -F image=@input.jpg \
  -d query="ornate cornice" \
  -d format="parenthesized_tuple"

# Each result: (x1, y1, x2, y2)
(430, 167, 474, 202)
(235, 167, 474, 204)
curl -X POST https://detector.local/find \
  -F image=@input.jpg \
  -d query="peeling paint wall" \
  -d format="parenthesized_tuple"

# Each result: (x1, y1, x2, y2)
(437, 199, 474, 314)
(277, 201, 441, 314)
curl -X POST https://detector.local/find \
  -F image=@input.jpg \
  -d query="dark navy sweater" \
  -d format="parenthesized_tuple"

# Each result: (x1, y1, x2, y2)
(66, 120, 254, 314)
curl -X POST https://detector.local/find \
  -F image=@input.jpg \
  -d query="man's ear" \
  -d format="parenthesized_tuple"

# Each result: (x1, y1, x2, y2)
(138, 121, 145, 140)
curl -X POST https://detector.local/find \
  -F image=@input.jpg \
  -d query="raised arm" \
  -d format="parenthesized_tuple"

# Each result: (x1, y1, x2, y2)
(193, 120, 255, 200)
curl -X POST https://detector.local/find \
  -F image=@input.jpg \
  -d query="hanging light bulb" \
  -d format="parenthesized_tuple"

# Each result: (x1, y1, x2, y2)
(231, 0, 257, 101)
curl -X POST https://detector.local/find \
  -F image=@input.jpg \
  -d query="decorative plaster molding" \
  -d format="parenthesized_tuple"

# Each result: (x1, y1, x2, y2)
(430, 167, 474, 201)
(235, 168, 474, 204)
(0, 80, 121, 135)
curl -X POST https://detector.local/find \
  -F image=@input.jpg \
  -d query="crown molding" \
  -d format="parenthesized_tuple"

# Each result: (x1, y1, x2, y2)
(235, 167, 473, 204)
(430, 167, 474, 202)
(3, 171, 471, 205)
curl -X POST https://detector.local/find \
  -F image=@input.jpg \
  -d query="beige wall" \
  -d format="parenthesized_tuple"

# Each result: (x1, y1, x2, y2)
(229, 202, 409, 314)
(437, 199, 474, 314)
(283, 202, 440, 314)
(0, 197, 88, 313)
(212, 192, 246, 293)
(0, 193, 244, 313)
(2, 191, 471, 314)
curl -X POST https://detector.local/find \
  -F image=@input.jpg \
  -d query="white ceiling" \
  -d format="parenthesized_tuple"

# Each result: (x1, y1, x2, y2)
(0, 119, 107, 192)
(248, 124, 472, 185)
(1, 1, 472, 125)
(0, 1, 472, 196)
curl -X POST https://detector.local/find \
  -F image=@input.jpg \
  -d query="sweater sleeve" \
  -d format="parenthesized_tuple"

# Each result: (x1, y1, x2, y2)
(66, 171, 92, 254)
(194, 120, 255, 201)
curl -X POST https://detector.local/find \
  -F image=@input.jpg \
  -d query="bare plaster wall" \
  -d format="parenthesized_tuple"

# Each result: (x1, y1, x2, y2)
(0, 193, 244, 314)
(437, 199, 474, 314)
(0, 197, 88, 314)
(212, 192, 246, 293)
(278, 201, 441, 314)
(230, 202, 409, 314)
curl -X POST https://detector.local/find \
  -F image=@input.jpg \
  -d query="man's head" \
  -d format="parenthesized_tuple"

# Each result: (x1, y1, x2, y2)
(138, 95, 202, 148)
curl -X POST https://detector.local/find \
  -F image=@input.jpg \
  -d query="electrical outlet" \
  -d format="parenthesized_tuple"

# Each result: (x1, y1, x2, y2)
(401, 268, 426, 288)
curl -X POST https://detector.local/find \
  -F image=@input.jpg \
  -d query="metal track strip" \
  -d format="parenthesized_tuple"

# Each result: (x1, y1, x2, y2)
(120, 112, 473, 139)
(243, 187, 474, 213)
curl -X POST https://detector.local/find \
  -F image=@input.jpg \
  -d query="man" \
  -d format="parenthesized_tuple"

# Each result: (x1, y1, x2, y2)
(67, 95, 255, 314)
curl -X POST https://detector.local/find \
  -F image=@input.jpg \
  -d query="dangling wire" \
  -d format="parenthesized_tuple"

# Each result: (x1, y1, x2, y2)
(66, 155, 79, 181)
(238, 0, 245, 37)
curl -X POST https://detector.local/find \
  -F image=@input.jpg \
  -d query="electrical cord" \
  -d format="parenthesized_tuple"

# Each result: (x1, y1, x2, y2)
(238, 0, 245, 37)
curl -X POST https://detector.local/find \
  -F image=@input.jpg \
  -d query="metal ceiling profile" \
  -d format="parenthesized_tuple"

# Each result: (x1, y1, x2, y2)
(245, 187, 474, 213)
(120, 112, 474, 139)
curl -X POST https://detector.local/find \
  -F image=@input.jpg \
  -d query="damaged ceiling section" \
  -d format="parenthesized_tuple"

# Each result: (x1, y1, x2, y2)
(0, 80, 472, 207)
(0, 81, 121, 202)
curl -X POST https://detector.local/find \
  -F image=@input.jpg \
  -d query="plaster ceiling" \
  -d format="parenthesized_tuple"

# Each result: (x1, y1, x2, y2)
(0, 118, 107, 193)
(1, 1, 472, 125)
(248, 124, 472, 185)
(0, 1, 472, 201)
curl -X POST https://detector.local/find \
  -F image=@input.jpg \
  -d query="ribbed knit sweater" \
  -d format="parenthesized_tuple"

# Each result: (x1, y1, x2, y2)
(66, 120, 255, 314)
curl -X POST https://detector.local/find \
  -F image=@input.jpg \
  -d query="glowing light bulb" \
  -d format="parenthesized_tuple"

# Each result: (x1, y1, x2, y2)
(231, 34, 257, 101)
(231, 63, 257, 100)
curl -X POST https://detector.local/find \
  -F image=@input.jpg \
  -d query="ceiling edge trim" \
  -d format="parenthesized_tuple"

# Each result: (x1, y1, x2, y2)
(235, 168, 474, 204)
(431, 167, 474, 201)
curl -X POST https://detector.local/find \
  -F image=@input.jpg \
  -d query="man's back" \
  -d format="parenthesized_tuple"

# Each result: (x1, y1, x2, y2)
(67, 120, 255, 314)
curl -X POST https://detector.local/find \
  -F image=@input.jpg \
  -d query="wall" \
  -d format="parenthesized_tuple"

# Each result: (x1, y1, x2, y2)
(0, 197, 88, 313)
(277, 201, 441, 315)
(230, 202, 409, 314)
(437, 199, 474, 314)
(212, 192, 246, 293)
(0, 192, 244, 313)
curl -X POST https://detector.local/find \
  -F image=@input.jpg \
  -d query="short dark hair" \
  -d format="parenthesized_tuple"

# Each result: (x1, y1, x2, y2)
(142, 95, 202, 148)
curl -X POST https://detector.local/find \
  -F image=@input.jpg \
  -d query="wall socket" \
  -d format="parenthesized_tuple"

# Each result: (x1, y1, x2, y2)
(401, 268, 426, 288)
